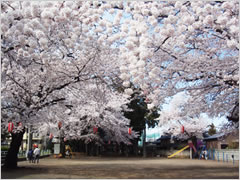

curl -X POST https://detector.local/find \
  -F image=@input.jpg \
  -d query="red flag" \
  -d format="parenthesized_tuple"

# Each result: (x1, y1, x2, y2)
(128, 128, 132, 135)
(8, 122, 14, 132)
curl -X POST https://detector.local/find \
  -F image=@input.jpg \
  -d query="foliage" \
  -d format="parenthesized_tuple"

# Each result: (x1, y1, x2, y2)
(1, 146, 10, 151)
(124, 91, 159, 139)
(1, 1, 238, 147)
(208, 123, 217, 136)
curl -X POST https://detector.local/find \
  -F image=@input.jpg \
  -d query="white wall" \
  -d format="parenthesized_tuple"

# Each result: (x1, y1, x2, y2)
(211, 149, 239, 161)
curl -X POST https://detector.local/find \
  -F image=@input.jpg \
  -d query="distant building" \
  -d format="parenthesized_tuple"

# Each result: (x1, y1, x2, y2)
(5, 130, 45, 152)
(21, 132, 43, 151)
(204, 130, 239, 149)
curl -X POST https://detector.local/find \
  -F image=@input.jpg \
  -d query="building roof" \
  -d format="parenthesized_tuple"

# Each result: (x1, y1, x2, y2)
(203, 133, 225, 140)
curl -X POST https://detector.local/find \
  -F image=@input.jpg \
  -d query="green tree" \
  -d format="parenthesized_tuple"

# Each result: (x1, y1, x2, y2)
(124, 91, 159, 157)
(124, 92, 159, 138)
(208, 123, 217, 136)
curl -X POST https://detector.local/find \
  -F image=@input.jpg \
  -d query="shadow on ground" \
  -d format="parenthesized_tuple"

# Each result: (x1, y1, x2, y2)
(1, 157, 239, 179)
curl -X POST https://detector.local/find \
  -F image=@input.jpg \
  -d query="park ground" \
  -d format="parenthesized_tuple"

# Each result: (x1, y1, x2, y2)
(1, 156, 239, 179)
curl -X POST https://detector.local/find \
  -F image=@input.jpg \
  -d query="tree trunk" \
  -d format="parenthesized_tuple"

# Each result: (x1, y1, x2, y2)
(4, 129, 25, 169)
(143, 126, 147, 158)
(133, 140, 138, 156)
(59, 129, 65, 158)
(60, 139, 65, 158)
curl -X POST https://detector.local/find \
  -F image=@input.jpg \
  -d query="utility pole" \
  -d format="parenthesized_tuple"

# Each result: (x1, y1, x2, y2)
(26, 125, 32, 154)
(143, 125, 147, 158)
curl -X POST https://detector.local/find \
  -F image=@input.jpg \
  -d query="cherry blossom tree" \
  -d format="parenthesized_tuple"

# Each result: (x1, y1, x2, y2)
(112, 1, 239, 126)
(38, 82, 137, 144)
(157, 92, 209, 138)
(1, 1, 133, 168)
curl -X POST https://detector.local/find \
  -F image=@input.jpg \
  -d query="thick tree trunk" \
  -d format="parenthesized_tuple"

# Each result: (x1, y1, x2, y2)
(59, 129, 65, 158)
(4, 129, 25, 169)
(191, 136, 198, 159)
(133, 140, 138, 156)
(60, 139, 65, 158)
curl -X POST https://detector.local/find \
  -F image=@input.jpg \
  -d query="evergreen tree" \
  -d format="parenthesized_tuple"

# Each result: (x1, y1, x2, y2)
(208, 123, 217, 136)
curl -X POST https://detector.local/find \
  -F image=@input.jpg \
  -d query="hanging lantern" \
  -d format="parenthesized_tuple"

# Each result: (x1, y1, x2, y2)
(58, 122, 62, 129)
(93, 127, 98, 134)
(128, 128, 132, 135)
(108, 140, 111, 145)
(181, 125, 185, 134)
(8, 122, 14, 133)
(49, 133, 53, 139)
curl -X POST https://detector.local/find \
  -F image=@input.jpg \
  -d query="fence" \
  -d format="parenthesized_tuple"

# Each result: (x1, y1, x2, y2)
(1, 151, 8, 166)
(18, 149, 52, 158)
(205, 149, 239, 164)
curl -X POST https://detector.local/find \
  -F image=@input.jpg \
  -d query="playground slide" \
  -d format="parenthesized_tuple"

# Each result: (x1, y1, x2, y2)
(168, 145, 189, 159)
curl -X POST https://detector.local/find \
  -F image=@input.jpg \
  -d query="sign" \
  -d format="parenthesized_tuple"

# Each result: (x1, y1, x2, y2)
(52, 137, 60, 143)
(54, 143, 60, 154)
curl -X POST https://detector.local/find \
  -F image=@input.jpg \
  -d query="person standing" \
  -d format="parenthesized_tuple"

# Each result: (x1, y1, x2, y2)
(27, 149, 34, 163)
(33, 145, 40, 163)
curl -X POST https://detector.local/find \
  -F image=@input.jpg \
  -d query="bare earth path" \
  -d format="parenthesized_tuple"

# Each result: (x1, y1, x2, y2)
(1, 157, 239, 179)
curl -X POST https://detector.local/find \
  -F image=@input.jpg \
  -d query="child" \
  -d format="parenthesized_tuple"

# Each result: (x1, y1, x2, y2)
(27, 149, 33, 163)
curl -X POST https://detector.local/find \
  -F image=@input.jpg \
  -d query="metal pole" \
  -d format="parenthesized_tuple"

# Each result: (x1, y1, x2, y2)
(226, 154, 228, 163)
(223, 152, 224, 162)
(218, 151, 219, 162)
(27, 125, 32, 152)
(190, 147, 192, 159)
(213, 149, 215, 160)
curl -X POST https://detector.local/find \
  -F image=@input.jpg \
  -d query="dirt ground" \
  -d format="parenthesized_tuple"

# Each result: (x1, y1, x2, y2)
(1, 156, 239, 179)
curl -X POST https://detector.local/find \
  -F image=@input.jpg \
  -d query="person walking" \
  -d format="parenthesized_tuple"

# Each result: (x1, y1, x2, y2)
(33, 145, 40, 163)
(27, 149, 34, 163)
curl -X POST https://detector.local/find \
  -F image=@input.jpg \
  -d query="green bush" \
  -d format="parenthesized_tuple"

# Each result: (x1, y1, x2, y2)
(1, 146, 9, 151)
